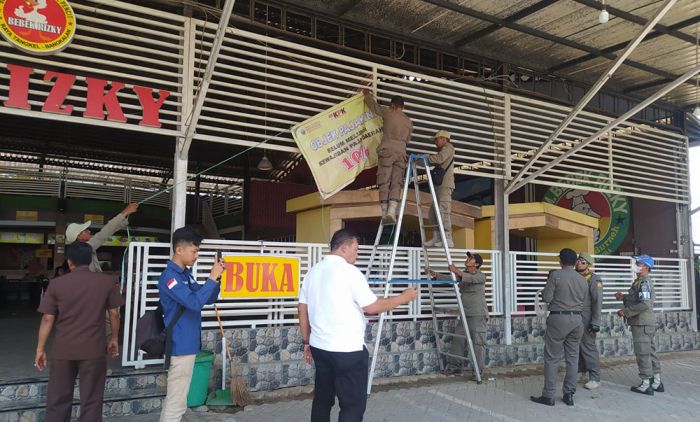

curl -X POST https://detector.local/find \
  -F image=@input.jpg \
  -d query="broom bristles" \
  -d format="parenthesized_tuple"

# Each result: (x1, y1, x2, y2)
(232, 376, 252, 407)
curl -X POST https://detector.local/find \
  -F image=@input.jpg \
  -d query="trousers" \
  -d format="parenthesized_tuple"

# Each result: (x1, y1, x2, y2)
(45, 357, 107, 422)
(447, 315, 487, 373)
(377, 146, 406, 203)
(160, 354, 196, 422)
(631, 325, 661, 379)
(429, 186, 454, 237)
(578, 326, 600, 381)
(310, 346, 369, 422)
(542, 314, 583, 398)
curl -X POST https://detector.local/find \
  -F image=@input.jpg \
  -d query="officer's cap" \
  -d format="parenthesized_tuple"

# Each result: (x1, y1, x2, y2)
(633, 254, 655, 270)
(433, 130, 451, 141)
(578, 252, 594, 265)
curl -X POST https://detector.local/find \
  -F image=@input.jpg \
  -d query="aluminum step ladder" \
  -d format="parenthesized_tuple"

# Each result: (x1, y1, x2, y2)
(365, 153, 481, 396)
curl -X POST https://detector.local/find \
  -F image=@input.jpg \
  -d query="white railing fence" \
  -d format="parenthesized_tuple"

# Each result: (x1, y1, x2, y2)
(510, 252, 690, 315)
(122, 240, 689, 368)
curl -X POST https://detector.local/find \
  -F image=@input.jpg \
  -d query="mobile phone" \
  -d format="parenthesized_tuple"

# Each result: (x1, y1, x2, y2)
(215, 250, 222, 262)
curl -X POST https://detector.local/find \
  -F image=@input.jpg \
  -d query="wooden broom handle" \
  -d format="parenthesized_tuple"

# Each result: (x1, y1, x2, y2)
(214, 306, 233, 361)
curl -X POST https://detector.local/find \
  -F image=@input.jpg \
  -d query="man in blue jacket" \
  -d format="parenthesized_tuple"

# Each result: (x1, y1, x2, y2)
(158, 227, 223, 422)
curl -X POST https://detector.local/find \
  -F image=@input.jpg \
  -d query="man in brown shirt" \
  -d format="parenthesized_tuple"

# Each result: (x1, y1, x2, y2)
(362, 88, 413, 223)
(35, 242, 122, 422)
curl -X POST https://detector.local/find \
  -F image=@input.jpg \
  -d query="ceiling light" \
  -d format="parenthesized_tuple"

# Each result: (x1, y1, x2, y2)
(598, 1, 609, 24)
(257, 151, 273, 171)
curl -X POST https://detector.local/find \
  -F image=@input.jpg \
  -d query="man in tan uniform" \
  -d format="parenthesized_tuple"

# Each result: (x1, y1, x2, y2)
(429, 252, 488, 380)
(575, 252, 603, 390)
(65, 203, 139, 272)
(615, 254, 662, 395)
(362, 89, 413, 223)
(424, 130, 455, 248)
(531, 248, 588, 407)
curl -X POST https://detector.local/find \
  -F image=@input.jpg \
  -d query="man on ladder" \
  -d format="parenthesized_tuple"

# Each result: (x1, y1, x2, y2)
(424, 130, 455, 248)
(366, 151, 482, 395)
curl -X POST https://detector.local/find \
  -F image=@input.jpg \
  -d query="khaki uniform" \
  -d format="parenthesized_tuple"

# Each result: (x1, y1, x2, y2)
(86, 214, 128, 272)
(623, 275, 660, 379)
(440, 270, 488, 372)
(427, 142, 455, 238)
(364, 94, 413, 202)
(578, 271, 603, 381)
(541, 268, 588, 399)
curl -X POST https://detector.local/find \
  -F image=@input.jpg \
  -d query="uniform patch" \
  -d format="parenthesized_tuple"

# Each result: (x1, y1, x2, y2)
(597, 281, 603, 289)
(167, 278, 178, 289)
(639, 282, 652, 301)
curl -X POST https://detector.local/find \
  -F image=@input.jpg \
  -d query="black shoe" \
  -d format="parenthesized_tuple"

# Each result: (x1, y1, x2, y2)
(530, 396, 555, 406)
(563, 393, 574, 406)
(652, 382, 665, 392)
(631, 382, 654, 396)
(442, 367, 461, 375)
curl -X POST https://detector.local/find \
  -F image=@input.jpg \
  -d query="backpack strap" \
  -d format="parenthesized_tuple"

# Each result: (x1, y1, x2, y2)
(441, 155, 454, 169)
(163, 304, 186, 369)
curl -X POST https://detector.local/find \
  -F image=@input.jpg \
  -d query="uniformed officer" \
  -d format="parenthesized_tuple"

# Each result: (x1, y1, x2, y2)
(531, 248, 588, 407)
(615, 254, 663, 395)
(575, 252, 603, 390)
(424, 130, 455, 248)
(362, 88, 413, 223)
(428, 252, 488, 380)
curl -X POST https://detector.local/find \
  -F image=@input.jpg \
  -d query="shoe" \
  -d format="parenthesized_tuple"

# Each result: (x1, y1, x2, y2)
(530, 396, 555, 406)
(433, 239, 454, 248)
(424, 235, 439, 247)
(380, 202, 389, 220)
(631, 379, 654, 396)
(563, 393, 574, 406)
(584, 380, 601, 390)
(442, 367, 461, 375)
(577, 373, 588, 384)
(651, 374, 664, 392)
(386, 200, 398, 223)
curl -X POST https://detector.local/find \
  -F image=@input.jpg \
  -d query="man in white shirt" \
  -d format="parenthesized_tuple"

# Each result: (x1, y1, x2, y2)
(298, 229, 418, 422)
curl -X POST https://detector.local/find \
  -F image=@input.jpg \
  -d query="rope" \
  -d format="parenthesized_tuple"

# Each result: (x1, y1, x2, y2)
(118, 128, 287, 295)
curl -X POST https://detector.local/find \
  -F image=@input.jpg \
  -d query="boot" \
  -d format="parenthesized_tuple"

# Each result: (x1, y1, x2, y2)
(424, 233, 439, 247)
(434, 232, 454, 248)
(563, 393, 574, 406)
(631, 378, 654, 396)
(386, 200, 398, 223)
(651, 374, 664, 392)
(380, 202, 389, 221)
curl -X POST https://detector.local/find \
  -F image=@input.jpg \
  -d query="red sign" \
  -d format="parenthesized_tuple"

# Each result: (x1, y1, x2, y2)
(0, 0, 76, 55)
(3, 64, 171, 127)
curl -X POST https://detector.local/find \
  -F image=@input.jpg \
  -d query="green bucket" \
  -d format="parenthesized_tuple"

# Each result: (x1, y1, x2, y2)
(187, 351, 215, 408)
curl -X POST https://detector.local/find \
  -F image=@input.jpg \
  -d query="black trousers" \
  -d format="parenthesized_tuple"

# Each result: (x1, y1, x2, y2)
(45, 357, 107, 422)
(310, 346, 368, 422)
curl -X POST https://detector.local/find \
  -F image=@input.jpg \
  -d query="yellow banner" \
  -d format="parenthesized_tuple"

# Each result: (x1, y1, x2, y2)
(220, 255, 299, 298)
(291, 94, 383, 199)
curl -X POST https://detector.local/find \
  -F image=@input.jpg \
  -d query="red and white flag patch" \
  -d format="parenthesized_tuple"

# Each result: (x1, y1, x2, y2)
(166, 278, 178, 289)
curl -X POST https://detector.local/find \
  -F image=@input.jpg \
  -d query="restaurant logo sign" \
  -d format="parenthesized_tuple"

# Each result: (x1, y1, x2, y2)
(543, 171, 630, 255)
(0, 0, 76, 55)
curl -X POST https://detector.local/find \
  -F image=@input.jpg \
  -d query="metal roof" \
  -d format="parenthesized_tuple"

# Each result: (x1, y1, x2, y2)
(271, 0, 700, 109)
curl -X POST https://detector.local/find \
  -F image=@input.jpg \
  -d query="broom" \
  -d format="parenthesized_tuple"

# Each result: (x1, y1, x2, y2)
(215, 306, 252, 407)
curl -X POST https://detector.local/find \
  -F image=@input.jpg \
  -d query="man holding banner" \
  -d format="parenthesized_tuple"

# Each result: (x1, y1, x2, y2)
(362, 89, 413, 223)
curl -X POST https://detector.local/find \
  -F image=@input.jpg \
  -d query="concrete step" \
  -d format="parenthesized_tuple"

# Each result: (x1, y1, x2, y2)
(0, 386, 166, 421)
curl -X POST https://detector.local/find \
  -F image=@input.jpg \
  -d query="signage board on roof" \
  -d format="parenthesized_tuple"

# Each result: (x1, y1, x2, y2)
(0, 0, 76, 55)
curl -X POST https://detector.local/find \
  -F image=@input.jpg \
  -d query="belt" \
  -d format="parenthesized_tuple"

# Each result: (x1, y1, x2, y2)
(548, 311, 581, 315)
